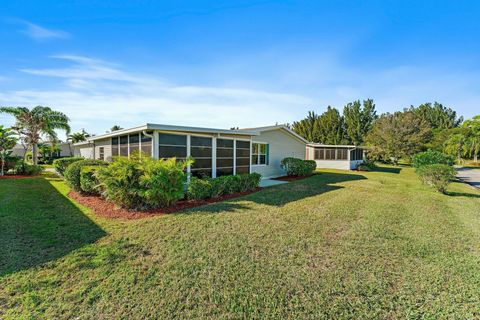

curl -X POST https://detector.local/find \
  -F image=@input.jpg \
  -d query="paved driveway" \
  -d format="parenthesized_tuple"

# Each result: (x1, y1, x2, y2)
(456, 167, 480, 189)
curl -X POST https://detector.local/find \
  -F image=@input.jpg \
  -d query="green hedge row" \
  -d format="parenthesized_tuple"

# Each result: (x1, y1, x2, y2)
(64, 159, 107, 192)
(53, 157, 84, 175)
(187, 173, 262, 200)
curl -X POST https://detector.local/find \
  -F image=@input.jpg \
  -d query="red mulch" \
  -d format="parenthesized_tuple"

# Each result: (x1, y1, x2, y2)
(68, 188, 262, 220)
(0, 174, 41, 179)
(272, 175, 313, 182)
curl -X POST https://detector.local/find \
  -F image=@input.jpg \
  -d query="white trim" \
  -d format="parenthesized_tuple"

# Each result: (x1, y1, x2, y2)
(186, 135, 191, 180)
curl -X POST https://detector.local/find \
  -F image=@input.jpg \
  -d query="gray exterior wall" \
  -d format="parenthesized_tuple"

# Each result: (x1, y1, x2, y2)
(94, 138, 112, 161)
(74, 144, 94, 159)
(251, 129, 306, 178)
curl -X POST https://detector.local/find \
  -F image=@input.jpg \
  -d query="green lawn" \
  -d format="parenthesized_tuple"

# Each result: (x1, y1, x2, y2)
(1, 167, 480, 319)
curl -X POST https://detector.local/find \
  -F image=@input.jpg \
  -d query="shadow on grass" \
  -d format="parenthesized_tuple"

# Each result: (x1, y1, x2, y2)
(373, 166, 402, 174)
(187, 171, 367, 214)
(0, 174, 106, 277)
(445, 191, 480, 198)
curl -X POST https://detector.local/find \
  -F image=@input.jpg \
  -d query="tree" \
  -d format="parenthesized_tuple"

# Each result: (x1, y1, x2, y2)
(0, 106, 70, 165)
(443, 133, 466, 163)
(292, 111, 321, 142)
(461, 115, 480, 162)
(410, 102, 463, 129)
(365, 111, 431, 164)
(68, 130, 90, 143)
(343, 99, 377, 145)
(110, 125, 123, 132)
(315, 106, 347, 144)
(0, 126, 17, 176)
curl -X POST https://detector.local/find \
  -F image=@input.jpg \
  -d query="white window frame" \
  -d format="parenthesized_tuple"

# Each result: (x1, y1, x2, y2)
(251, 142, 268, 166)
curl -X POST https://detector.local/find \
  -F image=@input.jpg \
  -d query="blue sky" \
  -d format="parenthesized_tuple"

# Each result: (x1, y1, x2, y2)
(0, 0, 479, 138)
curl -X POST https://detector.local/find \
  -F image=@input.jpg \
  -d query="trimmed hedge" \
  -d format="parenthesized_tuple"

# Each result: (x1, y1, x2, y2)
(13, 161, 43, 175)
(64, 159, 107, 192)
(53, 157, 84, 175)
(412, 150, 455, 169)
(80, 166, 103, 195)
(280, 157, 316, 176)
(417, 164, 456, 194)
(187, 173, 262, 200)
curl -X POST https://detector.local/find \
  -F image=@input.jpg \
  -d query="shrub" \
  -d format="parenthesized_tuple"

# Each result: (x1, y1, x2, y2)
(357, 160, 376, 172)
(281, 157, 316, 176)
(187, 177, 213, 200)
(187, 173, 262, 200)
(53, 157, 83, 175)
(417, 164, 456, 194)
(80, 166, 103, 195)
(13, 160, 43, 175)
(97, 156, 190, 209)
(412, 150, 455, 169)
(64, 159, 107, 192)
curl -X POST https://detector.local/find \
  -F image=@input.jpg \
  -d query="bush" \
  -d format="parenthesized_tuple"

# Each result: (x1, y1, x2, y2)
(280, 157, 316, 176)
(53, 157, 84, 175)
(97, 156, 190, 209)
(187, 173, 261, 200)
(80, 166, 103, 195)
(187, 177, 213, 200)
(64, 159, 107, 192)
(13, 160, 43, 175)
(417, 164, 456, 193)
(412, 150, 455, 169)
(357, 160, 376, 172)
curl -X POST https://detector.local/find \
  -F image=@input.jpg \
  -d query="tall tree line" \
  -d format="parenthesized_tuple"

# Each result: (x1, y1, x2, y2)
(292, 99, 377, 145)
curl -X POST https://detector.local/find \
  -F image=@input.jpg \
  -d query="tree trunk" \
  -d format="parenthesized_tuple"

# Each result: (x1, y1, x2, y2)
(0, 157, 4, 176)
(32, 143, 38, 165)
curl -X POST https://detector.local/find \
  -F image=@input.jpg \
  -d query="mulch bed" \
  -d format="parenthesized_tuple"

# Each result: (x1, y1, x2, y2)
(0, 174, 41, 180)
(272, 175, 313, 182)
(68, 188, 262, 220)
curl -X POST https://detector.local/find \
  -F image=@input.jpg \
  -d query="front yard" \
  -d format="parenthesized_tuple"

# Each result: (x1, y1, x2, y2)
(1, 167, 480, 318)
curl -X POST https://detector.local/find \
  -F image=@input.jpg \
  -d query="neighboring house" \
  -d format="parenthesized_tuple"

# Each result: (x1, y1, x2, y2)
(306, 144, 365, 170)
(74, 123, 307, 179)
(11, 142, 73, 158)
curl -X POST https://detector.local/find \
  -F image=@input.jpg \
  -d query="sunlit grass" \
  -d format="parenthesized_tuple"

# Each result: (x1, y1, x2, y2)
(1, 167, 480, 318)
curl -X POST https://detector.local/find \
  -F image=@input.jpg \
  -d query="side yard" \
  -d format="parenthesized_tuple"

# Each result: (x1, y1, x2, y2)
(1, 167, 480, 318)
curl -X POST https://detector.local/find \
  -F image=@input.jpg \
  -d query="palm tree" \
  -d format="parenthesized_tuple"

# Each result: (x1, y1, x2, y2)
(444, 133, 466, 163)
(0, 126, 17, 176)
(0, 106, 70, 165)
(110, 125, 123, 132)
(67, 130, 90, 143)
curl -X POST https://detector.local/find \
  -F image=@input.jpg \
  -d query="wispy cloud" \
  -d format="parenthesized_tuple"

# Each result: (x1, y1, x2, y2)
(0, 55, 311, 136)
(18, 21, 69, 41)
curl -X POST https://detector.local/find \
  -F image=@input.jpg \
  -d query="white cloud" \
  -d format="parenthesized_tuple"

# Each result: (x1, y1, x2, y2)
(19, 21, 69, 41)
(0, 55, 312, 138)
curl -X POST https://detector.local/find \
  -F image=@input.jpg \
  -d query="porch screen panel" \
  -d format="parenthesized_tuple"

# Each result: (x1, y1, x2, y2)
(129, 133, 140, 155)
(119, 135, 128, 157)
(141, 133, 152, 156)
(111, 137, 119, 157)
(159, 133, 187, 160)
(235, 140, 250, 174)
(314, 148, 324, 160)
(190, 136, 212, 178)
(216, 138, 234, 176)
(337, 148, 348, 160)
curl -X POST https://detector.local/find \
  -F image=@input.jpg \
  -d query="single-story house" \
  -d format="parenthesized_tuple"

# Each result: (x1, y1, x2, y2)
(306, 143, 365, 170)
(74, 123, 307, 179)
(11, 142, 73, 158)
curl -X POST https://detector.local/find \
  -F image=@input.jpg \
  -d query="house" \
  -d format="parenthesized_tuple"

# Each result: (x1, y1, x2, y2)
(306, 143, 365, 170)
(11, 142, 73, 158)
(74, 123, 307, 179)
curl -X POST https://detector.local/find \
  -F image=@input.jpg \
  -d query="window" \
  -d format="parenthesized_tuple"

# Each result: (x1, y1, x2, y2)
(141, 132, 152, 156)
(216, 138, 234, 176)
(129, 133, 139, 155)
(337, 148, 348, 160)
(190, 136, 212, 178)
(314, 148, 324, 160)
(99, 147, 105, 160)
(112, 137, 119, 157)
(159, 133, 187, 160)
(119, 135, 128, 157)
(252, 143, 268, 165)
(236, 140, 250, 174)
(351, 148, 363, 161)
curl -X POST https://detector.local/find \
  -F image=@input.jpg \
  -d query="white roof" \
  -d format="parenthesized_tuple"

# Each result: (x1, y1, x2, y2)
(235, 125, 308, 144)
(307, 143, 363, 148)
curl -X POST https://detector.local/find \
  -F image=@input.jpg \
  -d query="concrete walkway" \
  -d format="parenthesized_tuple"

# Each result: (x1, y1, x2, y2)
(456, 167, 480, 189)
(259, 178, 288, 188)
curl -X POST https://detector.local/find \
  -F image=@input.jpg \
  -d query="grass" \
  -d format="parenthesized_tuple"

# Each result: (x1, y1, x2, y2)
(1, 167, 480, 318)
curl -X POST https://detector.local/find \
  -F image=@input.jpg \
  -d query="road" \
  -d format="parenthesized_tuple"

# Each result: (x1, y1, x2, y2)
(456, 167, 480, 189)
